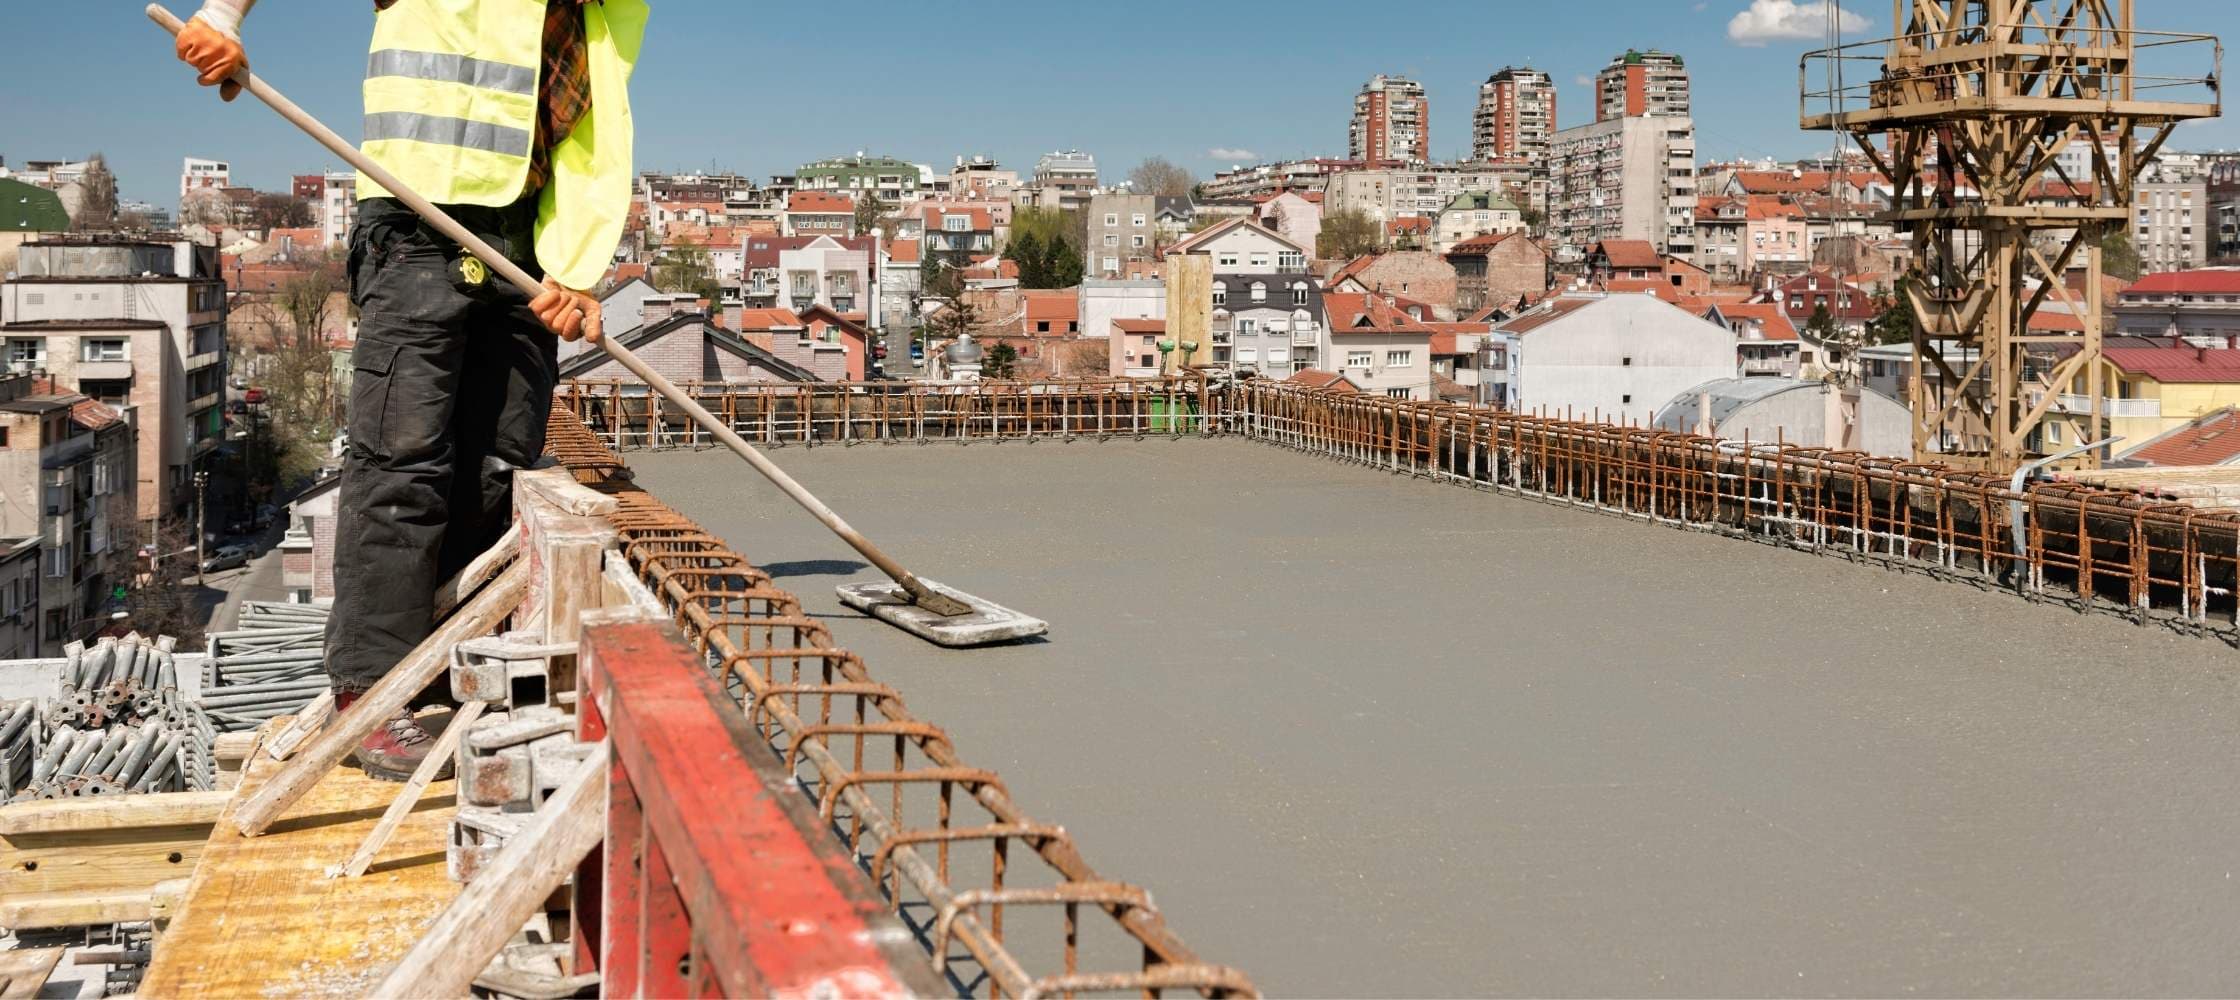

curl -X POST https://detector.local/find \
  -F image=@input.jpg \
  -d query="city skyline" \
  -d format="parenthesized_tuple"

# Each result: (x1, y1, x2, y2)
(2, 0, 2232, 204)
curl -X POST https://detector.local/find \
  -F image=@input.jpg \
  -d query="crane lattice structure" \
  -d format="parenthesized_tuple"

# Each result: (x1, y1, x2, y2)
(1802, 0, 2220, 472)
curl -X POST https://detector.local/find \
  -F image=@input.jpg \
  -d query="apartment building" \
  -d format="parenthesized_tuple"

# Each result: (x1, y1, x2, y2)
(1085, 193, 1193, 279)
(1024, 151, 1099, 213)
(2137, 179, 2209, 274)
(1474, 67, 1557, 162)
(180, 157, 228, 200)
(2112, 268, 2240, 340)
(1, 238, 225, 525)
(1255, 192, 1324, 257)
(947, 156, 1020, 201)
(1325, 163, 1524, 227)
(1350, 76, 1430, 164)
(1433, 191, 1523, 252)
(1447, 233, 1552, 317)
(1595, 49, 1690, 121)
(0, 374, 134, 655)
(1201, 158, 1362, 203)
(319, 172, 357, 248)
(1693, 195, 1809, 282)
(1491, 293, 1737, 423)
(1547, 114, 1698, 258)
(1211, 273, 1322, 378)
(782, 191, 856, 239)
(795, 154, 924, 204)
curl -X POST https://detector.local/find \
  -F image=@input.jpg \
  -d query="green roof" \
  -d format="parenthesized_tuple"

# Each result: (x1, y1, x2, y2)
(0, 178, 69, 233)
(1444, 190, 1519, 213)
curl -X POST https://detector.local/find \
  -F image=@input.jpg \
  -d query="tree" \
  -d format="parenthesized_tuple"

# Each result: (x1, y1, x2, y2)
(71, 153, 119, 231)
(1805, 302, 1840, 343)
(1865, 275, 1917, 346)
(1126, 157, 1195, 198)
(128, 515, 210, 649)
(929, 299, 980, 342)
(852, 191, 886, 239)
(921, 253, 962, 301)
(260, 249, 349, 488)
(985, 342, 1019, 379)
(1054, 338, 1111, 378)
(179, 187, 231, 230)
(1517, 204, 1546, 237)
(248, 192, 315, 233)
(1005, 229, 1046, 288)
(2098, 228, 2141, 281)
(1317, 208, 1381, 260)
(1008, 207, 1075, 254)
(1044, 236, 1083, 288)
(653, 239, 720, 304)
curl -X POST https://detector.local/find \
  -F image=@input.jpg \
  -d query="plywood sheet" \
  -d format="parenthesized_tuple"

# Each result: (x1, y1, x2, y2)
(139, 729, 461, 998)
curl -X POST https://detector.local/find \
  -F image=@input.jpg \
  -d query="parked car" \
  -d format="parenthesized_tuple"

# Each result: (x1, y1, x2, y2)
(227, 399, 249, 414)
(200, 545, 250, 573)
(243, 388, 266, 404)
(230, 375, 249, 390)
(909, 342, 924, 360)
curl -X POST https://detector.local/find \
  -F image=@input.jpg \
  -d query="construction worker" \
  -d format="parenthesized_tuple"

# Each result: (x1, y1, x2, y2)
(176, 0, 646, 779)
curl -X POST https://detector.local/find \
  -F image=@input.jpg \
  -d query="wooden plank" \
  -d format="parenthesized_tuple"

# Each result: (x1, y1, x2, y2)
(515, 466, 621, 517)
(138, 726, 465, 997)
(0, 791, 226, 928)
(233, 558, 526, 837)
(338, 701, 484, 879)
(368, 742, 609, 1000)
(0, 946, 62, 1000)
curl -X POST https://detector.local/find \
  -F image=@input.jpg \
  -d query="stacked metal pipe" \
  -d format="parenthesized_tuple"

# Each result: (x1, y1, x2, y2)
(5, 633, 217, 801)
(201, 602, 331, 733)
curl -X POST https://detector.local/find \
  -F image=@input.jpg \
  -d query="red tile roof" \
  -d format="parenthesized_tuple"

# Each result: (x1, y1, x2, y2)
(1286, 369, 1357, 393)
(1022, 292, 1078, 331)
(2123, 268, 2240, 296)
(2124, 407, 2240, 467)
(786, 191, 854, 214)
(734, 308, 807, 330)
(1708, 302, 1798, 341)
(2104, 345, 2240, 383)
(70, 398, 122, 431)
(1323, 292, 1435, 335)
(922, 205, 993, 230)
(1591, 240, 1661, 270)
(1446, 232, 1524, 255)
(1385, 217, 1432, 236)
(887, 238, 921, 263)
(1112, 317, 1165, 334)
(1730, 169, 1881, 196)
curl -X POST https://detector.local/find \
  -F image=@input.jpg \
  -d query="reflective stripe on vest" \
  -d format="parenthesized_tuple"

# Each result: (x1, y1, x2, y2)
(363, 111, 531, 159)
(366, 49, 536, 97)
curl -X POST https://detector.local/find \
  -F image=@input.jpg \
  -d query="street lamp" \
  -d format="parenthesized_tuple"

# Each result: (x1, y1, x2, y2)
(192, 470, 209, 584)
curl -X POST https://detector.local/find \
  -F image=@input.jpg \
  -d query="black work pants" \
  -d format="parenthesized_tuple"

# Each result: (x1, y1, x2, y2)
(324, 198, 557, 692)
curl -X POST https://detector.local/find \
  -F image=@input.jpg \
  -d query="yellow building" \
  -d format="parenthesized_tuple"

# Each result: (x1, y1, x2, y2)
(2070, 344, 2240, 451)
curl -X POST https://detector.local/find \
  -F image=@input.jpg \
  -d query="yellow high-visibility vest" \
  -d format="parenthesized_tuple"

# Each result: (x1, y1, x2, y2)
(356, 0, 646, 290)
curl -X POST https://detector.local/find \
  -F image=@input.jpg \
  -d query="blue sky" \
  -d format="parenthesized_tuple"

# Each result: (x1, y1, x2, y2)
(6, 0, 2234, 205)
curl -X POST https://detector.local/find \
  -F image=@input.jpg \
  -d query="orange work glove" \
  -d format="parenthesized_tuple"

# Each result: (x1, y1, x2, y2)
(175, 18, 248, 101)
(531, 278, 604, 344)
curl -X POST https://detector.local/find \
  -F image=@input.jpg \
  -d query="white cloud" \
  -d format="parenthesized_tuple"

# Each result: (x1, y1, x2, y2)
(1207, 147, 1258, 162)
(1726, 0, 1867, 46)
(1573, 74, 1592, 87)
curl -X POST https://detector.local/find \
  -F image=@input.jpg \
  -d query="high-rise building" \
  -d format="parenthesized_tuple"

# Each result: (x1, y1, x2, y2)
(1350, 75, 1429, 164)
(1595, 49, 1690, 122)
(180, 157, 229, 200)
(1547, 115, 1698, 257)
(1474, 67, 1557, 162)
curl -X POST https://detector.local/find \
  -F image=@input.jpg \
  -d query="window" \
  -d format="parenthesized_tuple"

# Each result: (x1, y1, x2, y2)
(1346, 351, 1373, 368)
(7, 339, 45, 369)
(1217, 252, 1239, 267)
(1131, 235, 1146, 248)
(943, 215, 969, 232)
(1105, 234, 1119, 247)
(1278, 251, 1304, 271)
(1131, 214, 1146, 227)
(1250, 253, 1269, 268)
(1238, 348, 1258, 364)
(1211, 283, 1226, 306)
(1105, 213, 1119, 226)
(1250, 282, 1266, 303)
(1385, 388, 1411, 399)
(1238, 319, 1256, 335)
(1621, 356, 1633, 367)
(1386, 350, 1412, 368)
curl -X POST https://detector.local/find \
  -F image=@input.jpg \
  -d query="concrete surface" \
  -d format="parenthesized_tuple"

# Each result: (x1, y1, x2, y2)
(629, 438, 2240, 997)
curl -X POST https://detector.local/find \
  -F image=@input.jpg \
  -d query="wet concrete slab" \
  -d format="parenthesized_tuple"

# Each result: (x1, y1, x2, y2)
(628, 437, 2240, 997)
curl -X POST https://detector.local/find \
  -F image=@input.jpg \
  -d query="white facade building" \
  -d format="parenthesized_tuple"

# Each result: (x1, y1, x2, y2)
(1491, 293, 1736, 424)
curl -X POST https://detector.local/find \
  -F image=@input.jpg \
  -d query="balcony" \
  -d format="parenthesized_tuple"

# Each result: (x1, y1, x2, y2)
(1740, 357, 1792, 375)
(2053, 394, 2162, 418)
(1291, 329, 1320, 346)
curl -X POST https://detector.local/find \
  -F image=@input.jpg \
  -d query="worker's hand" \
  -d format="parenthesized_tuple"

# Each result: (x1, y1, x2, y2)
(176, 18, 247, 101)
(531, 278, 602, 343)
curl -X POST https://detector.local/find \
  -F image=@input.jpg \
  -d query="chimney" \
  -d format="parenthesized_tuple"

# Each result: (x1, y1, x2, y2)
(640, 295, 681, 326)
(2198, 345, 2208, 363)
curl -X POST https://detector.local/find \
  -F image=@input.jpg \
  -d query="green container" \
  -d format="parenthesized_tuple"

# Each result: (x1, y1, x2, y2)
(1148, 396, 1198, 433)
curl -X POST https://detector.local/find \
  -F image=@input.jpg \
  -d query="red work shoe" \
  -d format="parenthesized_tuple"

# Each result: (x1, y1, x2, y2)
(337, 690, 454, 782)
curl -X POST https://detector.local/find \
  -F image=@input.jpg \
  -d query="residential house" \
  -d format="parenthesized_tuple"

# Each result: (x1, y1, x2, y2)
(1325, 252, 1458, 319)
(2082, 343, 2240, 449)
(1584, 239, 1711, 301)
(1254, 192, 1323, 258)
(1433, 191, 1523, 253)
(2112, 268, 2240, 340)
(1086, 193, 1162, 280)
(740, 235, 877, 318)
(559, 310, 817, 386)
(1446, 233, 1551, 317)
(1321, 292, 1437, 399)
(1428, 322, 1494, 405)
(279, 473, 339, 604)
(1085, 282, 1167, 377)
(597, 275, 661, 337)
(2113, 406, 2240, 467)
(1160, 217, 1310, 274)
(1212, 273, 1321, 378)
(1764, 269, 1876, 376)
(1489, 293, 1738, 423)
(1693, 196, 1808, 283)
(1111, 318, 1167, 378)
(1, 238, 225, 524)
(2136, 178, 2208, 273)
(1024, 151, 1099, 213)
(795, 154, 925, 205)
(752, 305, 874, 382)
(1703, 302, 1802, 377)
(0, 538, 40, 660)
(1285, 368, 1360, 393)
(0, 376, 134, 654)
(922, 205, 997, 270)
(880, 238, 923, 346)
(782, 191, 856, 239)
(1385, 216, 1434, 250)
